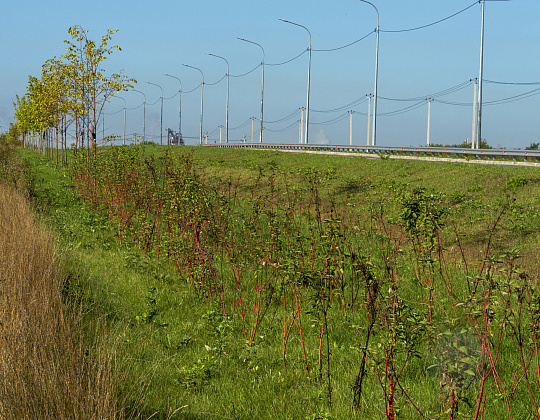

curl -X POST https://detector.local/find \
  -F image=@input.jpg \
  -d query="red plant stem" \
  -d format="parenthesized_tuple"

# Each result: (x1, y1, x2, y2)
(282, 275, 288, 367)
(473, 367, 487, 420)
(294, 283, 311, 381)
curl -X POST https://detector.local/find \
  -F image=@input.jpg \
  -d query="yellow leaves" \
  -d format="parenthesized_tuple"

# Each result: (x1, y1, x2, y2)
(15, 25, 132, 133)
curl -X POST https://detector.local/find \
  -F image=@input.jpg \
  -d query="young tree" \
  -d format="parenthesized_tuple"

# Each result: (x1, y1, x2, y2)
(14, 26, 135, 159)
(63, 26, 136, 156)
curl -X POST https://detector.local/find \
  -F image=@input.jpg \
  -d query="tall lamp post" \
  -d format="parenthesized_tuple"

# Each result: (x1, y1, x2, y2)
(163, 73, 182, 145)
(280, 19, 312, 144)
(133, 89, 146, 143)
(238, 37, 264, 143)
(359, 0, 379, 146)
(476, 0, 485, 150)
(111, 95, 126, 145)
(146, 81, 163, 145)
(206, 53, 229, 144)
(182, 64, 204, 145)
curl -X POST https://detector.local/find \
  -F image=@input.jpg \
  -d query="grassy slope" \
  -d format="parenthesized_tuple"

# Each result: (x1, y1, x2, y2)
(0, 145, 123, 419)
(192, 147, 540, 274)
(22, 145, 540, 419)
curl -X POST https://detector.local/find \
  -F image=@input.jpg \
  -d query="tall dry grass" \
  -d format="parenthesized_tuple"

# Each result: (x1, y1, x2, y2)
(0, 181, 124, 419)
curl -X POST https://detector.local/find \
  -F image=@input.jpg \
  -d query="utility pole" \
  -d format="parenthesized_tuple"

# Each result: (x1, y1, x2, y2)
(146, 82, 163, 145)
(205, 54, 229, 143)
(163, 74, 182, 145)
(349, 110, 354, 145)
(298, 119, 302, 144)
(426, 98, 433, 146)
(366, 94, 372, 146)
(250, 117, 255, 143)
(111, 95, 126, 145)
(359, 1, 379, 146)
(299, 107, 305, 144)
(476, 0, 485, 149)
(279, 20, 312, 144)
(182, 64, 204, 145)
(133, 89, 146, 144)
(219, 125, 223, 144)
(238, 38, 264, 143)
(471, 79, 477, 149)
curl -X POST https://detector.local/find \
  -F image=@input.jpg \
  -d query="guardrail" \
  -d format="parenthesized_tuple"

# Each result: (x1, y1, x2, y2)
(202, 142, 540, 162)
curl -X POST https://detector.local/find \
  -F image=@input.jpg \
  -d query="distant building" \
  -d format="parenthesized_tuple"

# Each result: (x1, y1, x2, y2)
(167, 128, 184, 145)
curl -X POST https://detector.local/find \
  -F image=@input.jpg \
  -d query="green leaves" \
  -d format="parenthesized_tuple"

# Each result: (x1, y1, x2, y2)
(13, 26, 135, 147)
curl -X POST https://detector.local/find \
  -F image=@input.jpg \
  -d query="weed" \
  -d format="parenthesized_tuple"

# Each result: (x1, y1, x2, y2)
(506, 175, 529, 189)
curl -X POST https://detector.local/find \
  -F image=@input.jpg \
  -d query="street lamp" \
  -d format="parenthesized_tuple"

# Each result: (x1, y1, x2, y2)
(280, 19, 312, 144)
(182, 64, 204, 145)
(133, 89, 146, 143)
(359, 0, 379, 146)
(111, 95, 126, 145)
(163, 73, 182, 145)
(476, 0, 485, 150)
(146, 81, 163, 145)
(205, 53, 229, 144)
(238, 37, 264, 143)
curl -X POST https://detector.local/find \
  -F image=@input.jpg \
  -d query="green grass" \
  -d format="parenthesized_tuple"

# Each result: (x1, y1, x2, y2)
(19, 145, 540, 419)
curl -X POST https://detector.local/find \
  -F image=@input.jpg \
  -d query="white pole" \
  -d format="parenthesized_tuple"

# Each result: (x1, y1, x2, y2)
(279, 20, 312, 143)
(349, 111, 353, 145)
(300, 107, 304, 144)
(163, 74, 182, 145)
(238, 38, 265, 143)
(476, 0, 485, 149)
(359, 1, 380, 146)
(123, 105, 126, 145)
(367, 94, 372, 146)
(471, 79, 477, 149)
(205, 54, 229, 143)
(427, 99, 432, 146)
(133, 89, 146, 143)
(146, 82, 164, 144)
(182, 65, 204, 145)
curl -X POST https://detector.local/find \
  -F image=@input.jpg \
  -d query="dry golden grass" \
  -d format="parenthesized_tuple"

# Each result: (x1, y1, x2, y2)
(0, 181, 125, 419)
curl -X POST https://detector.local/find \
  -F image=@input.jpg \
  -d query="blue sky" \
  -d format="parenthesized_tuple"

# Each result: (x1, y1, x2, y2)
(1, 0, 539, 148)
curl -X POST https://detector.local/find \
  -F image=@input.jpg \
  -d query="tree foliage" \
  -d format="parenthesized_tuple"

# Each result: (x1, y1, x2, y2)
(13, 26, 136, 154)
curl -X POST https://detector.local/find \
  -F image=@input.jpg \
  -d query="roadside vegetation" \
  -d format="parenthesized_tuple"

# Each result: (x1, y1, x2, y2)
(0, 140, 136, 419)
(8, 141, 540, 419)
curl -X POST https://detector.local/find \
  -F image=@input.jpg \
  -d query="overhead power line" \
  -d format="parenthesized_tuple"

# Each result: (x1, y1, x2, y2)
(380, 1, 479, 33)
(267, 49, 308, 66)
(265, 109, 299, 124)
(485, 79, 540, 86)
(312, 30, 375, 52)
(230, 64, 261, 78)
(205, 74, 227, 86)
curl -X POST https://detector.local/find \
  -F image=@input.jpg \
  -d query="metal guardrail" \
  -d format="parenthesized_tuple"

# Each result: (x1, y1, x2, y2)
(202, 142, 540, 162)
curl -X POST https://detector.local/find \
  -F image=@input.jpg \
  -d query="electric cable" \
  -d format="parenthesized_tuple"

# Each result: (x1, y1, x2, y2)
(230, 63, 261, 78)
(267, 49, 308, 66)
(205, 74, 227, 86)
(312, 30, 375, 52)
(311, 113, 350, 125)
(183, 83, 202, 94)
(311, 96, 369, 113)
(229, 118, 253, 131)
(265, 109, 299, 124)
(485, 79, 540, 86)
(265, 120, 298, 132)
(380, 1, 478, 33)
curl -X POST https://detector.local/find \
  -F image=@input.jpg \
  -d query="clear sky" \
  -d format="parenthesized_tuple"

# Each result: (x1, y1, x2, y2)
(1, 0, 539, 148)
